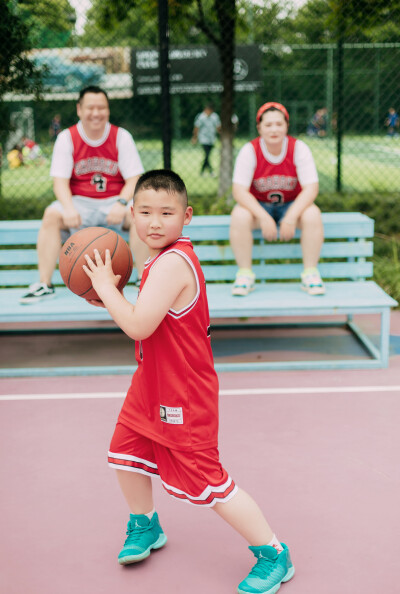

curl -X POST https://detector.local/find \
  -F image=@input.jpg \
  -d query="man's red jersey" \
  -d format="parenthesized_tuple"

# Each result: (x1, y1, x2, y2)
(249, 135, 302, 203)
(118, 237, 219, 451)
(69, 123, 125, 198)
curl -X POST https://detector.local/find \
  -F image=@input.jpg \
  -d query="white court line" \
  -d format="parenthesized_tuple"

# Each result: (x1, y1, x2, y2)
(1, 385, 400, 401)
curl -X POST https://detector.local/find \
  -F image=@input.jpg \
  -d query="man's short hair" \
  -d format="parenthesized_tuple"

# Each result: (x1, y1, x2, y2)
(78, 86, 109, 104)
(134, 169, 188, 208)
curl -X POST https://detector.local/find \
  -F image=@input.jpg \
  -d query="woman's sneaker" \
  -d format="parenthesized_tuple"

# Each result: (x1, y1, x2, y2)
(19, 282, 55, 304)
(118, 512, 167, 565)
(238, 543, 295, 594)
(232, 269, 256, 296)
(301, 268, 325, 296)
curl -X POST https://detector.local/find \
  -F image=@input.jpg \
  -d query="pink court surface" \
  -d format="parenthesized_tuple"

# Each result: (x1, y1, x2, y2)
(1, 314, 400, 594)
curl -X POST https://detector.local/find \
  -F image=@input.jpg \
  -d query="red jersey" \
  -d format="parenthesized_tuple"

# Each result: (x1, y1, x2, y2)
(69, 123, 125, 198)
(118, 237, 219, 451)
(249, 135, 302, 203)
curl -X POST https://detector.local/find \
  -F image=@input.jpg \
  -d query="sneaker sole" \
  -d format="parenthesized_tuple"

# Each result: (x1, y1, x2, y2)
(232, 287, 255, 297)
(301, 285, 325, 296)
(118, 533, 167, 565)
(237, 566, 295, 594)
(19, 293, 56, 305)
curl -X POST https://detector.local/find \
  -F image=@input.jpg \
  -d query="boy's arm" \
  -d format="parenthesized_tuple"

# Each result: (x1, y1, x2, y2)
(83, 249, 194, 340)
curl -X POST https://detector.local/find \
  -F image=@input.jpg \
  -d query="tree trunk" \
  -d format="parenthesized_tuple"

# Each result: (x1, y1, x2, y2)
(215, 0, 236, 198)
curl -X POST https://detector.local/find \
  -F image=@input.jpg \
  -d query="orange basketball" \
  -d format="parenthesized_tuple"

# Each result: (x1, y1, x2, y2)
(59, 227, 133, 300)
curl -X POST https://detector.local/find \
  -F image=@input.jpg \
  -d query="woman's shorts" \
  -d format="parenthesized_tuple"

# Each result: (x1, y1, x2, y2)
(108, 422, 238, 508)
(258, 200, 293, 224)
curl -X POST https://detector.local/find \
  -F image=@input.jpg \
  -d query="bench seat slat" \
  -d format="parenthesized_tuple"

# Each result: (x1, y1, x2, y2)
(0, 240, 373, 267)
(0, 261, 373, 286)
(0, 282, 395, 324)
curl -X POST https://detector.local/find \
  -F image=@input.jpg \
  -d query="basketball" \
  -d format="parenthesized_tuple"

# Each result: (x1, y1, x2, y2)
(59, 227, 133, 300)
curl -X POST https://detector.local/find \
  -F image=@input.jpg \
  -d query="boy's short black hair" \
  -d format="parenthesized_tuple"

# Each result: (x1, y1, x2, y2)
(134, 169, 188, 208)
(78, 86, 109, 104)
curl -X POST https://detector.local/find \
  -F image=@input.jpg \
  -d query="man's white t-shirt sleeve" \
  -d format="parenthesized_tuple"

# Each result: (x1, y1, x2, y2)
(116, 128, 144, 179)
(50, 130, 74, 178)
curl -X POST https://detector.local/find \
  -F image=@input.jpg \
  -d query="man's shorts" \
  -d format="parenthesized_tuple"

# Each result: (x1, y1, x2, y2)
(48, 195, 132, 240)
(108, 422, 238, 507)
(258, 201, 293, 225)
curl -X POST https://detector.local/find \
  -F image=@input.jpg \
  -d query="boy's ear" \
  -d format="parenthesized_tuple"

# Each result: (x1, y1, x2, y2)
(184, 205, 193, 226)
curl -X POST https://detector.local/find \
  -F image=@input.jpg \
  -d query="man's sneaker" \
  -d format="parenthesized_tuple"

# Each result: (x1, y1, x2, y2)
(232, 270, 255, 296)
(301, 268, 325, 296)
(19, 282, 55, 304)
(118, 512, 167, 565)
(238, 543, 295, 594)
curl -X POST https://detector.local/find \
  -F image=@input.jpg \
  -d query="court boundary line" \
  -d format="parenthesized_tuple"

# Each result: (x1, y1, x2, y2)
(1, 384, 400, 401)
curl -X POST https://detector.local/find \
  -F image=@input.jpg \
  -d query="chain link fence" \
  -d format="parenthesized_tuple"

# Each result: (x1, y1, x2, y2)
(1, 0, 400, 220)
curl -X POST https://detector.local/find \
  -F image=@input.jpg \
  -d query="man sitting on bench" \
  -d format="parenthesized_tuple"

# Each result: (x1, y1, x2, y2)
(20, 86, 147, 304)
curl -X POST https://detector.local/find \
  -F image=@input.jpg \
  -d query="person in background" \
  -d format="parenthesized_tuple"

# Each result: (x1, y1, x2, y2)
(230, 101, 325, 297)
(19, 86, 147, 304)
(7, 144, 23, 169)
(192, 103, 221, 177)
(306, 107, 328, 138)
(49, 114, 62, 141)
(384, 107, 399, 137)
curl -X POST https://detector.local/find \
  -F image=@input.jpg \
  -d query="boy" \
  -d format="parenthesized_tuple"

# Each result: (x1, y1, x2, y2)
(83, 170, 294, 594)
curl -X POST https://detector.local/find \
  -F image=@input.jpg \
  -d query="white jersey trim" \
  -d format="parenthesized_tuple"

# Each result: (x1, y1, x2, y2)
(108, 451, 158, 469)
(150, 247, 200, 318)
(161, 476, 238, 507)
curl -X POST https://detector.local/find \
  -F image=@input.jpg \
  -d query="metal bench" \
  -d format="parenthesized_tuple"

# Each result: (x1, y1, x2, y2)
(0, 213, 397, 375)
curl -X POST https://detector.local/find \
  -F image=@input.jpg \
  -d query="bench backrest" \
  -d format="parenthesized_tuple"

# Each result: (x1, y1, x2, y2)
(0, 212, 374, 287)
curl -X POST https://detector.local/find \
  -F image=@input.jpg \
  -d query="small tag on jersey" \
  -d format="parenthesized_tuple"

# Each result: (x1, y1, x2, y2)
(160, 405, 183, 424)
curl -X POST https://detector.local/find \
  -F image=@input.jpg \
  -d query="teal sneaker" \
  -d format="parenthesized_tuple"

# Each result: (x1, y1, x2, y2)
(118, 512, 167, 565)
(237, 543, 295, 594)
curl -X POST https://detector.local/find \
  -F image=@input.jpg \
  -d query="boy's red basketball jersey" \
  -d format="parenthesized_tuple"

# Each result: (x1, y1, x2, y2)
(69, 123, 125, 198)
(118, 237, 219, 451)
(249, 135, 302, 203)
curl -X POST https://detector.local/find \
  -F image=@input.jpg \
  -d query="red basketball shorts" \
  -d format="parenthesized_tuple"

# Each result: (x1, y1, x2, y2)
(108, 422, 238, 507)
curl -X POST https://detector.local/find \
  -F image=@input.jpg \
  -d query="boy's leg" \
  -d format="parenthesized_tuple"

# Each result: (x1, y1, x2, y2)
(213, 487, 273, 546)
(116, 469, 154, 514)
(109, 425, 167, 564)
(214, 488, 294, 594)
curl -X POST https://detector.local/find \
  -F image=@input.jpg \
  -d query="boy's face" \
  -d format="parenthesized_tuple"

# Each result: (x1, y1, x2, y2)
(132, 189, 193, 256)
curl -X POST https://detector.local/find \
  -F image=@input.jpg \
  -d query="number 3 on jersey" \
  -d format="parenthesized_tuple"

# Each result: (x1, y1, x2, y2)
(91, 173, 107, 192)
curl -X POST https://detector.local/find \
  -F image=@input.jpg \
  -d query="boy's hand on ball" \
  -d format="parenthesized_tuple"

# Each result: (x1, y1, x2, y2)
(86, 298, 106, 308)
(83, 249, 121, 295)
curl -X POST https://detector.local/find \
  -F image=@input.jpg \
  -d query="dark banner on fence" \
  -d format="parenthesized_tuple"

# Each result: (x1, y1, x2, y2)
(131, 44, 262, 95)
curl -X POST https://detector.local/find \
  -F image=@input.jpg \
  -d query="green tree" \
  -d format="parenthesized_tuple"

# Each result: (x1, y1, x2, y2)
(0, 1, 43, 136)
(83, 0, 235, 196)
(17, 0, 76, 48)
